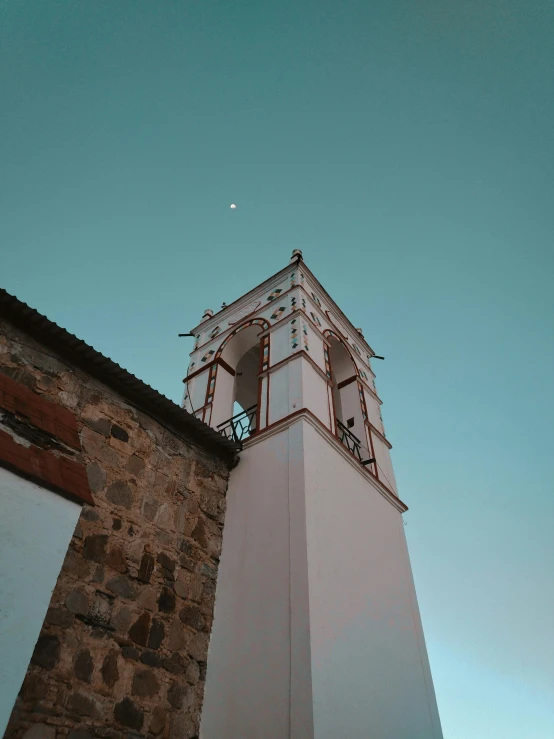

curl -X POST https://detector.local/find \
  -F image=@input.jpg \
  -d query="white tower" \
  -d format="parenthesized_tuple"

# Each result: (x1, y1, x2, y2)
(183, 252, 443, 739)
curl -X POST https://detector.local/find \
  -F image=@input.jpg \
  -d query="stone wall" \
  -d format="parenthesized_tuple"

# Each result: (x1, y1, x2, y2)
(0, 318, 232, 739)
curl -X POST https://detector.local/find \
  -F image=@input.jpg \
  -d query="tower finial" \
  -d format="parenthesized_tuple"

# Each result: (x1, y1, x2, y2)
(200, 308, 214, 323)
(291, 249, 303, 262)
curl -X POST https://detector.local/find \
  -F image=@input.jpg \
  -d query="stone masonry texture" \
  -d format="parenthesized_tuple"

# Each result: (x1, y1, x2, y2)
(0, 318, 232, 739)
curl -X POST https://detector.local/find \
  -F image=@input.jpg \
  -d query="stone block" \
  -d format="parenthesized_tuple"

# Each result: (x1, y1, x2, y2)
(198, 492, 219, 520)
(121, 646, 140, 662)
(167, 620, 188, 652)
(89, 591, 113, 626)
(22, 724, 56, 739)
(191, 518, 208, 549)
(140, 650, 163, 668)
(154, 503, 173, 530)
(106, 481, 134, 509)
(137, 552, 155, 583)
(114, 698, 144, 731)
(162, 652, 188, 675)
(148, 618, 165, 649)
(158, 587, 176, 613)
(67, 729, 94, 739)
(106, 546, 127, 573)
(179, 605, 204, 632)
(101, 650, 119, 688)
(169, 713, 197, 739)
(106, 575, 137, 600)
(142, 497, 160, 522)
(187, 632, 209, 662)
(63, 548, 91, 579)
(21, 673, 48, 701)
(81, 506, 99, 522)
(31, 635, 60, 670)
(83, 416, 111, 437)
(66, 691, 101, 718)
(157, 552, 176, 573)
(74, 649, 94, 683)
(126, 454, 145, 475)
(111, 424, 129, 442)
(81, 427, 120, 467)
(185, 660, 200, 685)
(45, 607, 74, 628)
(129, 612, 151, 646)
(132, 668, 160, 698)
(137, 585, 157, 612)
(199, 562, 217, 580)
(83, 534, 108, 563)
(110, 606, 132, 632)
(149, 706, 167, 735)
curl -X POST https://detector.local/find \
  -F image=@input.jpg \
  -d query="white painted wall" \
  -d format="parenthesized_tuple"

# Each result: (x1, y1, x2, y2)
(267, 358, 303, 426)
(303, 421, 441, 739)
(339, 381, 366, 450)
(201, 428, 300, 739)
(372, 434, 398, 495)
(0, 468, 81, 735)
(301, 362, 330, 429)
(210, 367, 235, 429)
(270, 323, 290, 366)
(363, 386, 382, 429)
(188, 369, 209, 413)
(201, 417, 442, 739)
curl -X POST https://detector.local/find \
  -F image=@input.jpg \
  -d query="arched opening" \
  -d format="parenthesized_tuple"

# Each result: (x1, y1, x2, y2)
(213, 322, 266, 442)
(327, 335, 373, 465)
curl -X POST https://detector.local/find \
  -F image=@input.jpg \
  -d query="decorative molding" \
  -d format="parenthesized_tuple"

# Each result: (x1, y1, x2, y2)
(258, 308, 331, 346)
(189, 259, 377, 359)
(357, 378, 368, 422)
(291, 319, 299, 351)
(325, 310, 349, 340)
(323, 329, 360, 377)
(364, 419, 392, 449)
(204, 363, 217, 406)
(261, 334, 270, 372)
(244, 408, 406, 513)
(200, 348, 215, 364)
(323, 344, 332, 380)
(337, 376, 357, 390)
(267, 288, 283, 302)
(270, 305, 287, 321)
(259, 348, 330, 385)
(208, 326, 221, 339)
(228, 300, 261, 325)
(215, 318, 271, 360)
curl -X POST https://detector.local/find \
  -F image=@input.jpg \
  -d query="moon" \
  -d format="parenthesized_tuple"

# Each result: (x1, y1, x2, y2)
(230, 203, 237, 209)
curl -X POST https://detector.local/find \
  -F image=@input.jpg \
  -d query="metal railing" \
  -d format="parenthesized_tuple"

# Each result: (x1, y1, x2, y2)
(337, 419, 375, 467)
(337, 419, 364, 461)
(217, 405, 257, 444)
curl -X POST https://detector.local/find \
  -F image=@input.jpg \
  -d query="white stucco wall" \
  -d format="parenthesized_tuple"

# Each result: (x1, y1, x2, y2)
(303, 421, 442, 739)
(270, 322, 290, 366)
(301, 362, 329, 429)
(201, 428, 299, 739)
(210, 367, 235, 428)
(0, 468, 81, 735)
(188, 369, 209, 413)
(201, 416, 442, 739)
(372, 434, 398, 495)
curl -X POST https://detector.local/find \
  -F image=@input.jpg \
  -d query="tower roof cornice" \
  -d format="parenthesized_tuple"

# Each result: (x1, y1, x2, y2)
(189, 255, 377, 358)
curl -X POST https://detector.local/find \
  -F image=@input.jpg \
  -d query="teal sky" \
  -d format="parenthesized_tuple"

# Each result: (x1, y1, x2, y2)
(1, 1, 553, 736)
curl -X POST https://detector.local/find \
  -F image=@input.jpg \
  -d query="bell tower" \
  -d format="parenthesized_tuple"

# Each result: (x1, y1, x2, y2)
(183, 252, 443, 739)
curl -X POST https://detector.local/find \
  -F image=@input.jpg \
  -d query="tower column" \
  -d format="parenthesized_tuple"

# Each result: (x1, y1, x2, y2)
(200, 414, 442, 739)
